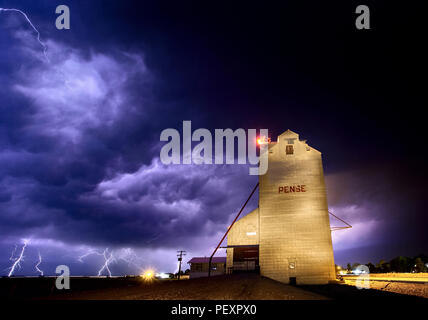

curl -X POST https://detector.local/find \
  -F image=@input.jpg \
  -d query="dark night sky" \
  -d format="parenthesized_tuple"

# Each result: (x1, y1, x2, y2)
(0, 0, 426, 275)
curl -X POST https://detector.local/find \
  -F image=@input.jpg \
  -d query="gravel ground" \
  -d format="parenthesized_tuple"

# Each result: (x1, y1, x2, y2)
(3, 274, 426, 300)
(38, 274, 328, 300)
(343, 279, 428, 299)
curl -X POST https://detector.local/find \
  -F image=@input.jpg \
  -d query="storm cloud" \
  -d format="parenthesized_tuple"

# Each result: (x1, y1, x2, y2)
(0, 1, 426, 275)
(0, 18, 258, 274)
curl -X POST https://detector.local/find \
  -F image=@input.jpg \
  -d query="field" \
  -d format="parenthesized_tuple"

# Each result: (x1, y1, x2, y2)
(1, 273, 427, 300)
(342, 273, 428, 299)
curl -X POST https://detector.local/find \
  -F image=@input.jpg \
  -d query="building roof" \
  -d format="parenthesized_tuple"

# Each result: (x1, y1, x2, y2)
(188, 257, 226, 264)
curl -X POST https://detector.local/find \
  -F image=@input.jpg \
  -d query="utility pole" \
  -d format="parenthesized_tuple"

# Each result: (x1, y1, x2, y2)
(177, 250, 186, 280)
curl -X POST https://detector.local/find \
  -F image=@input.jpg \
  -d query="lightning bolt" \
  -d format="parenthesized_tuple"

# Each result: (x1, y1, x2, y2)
(118, 248, 137, 266)
(117, 248, 143, 274)
(78, 248, 116, 277)
(7, 239, 29, 277)
(9, 244, 17, 261)
(77, 250, 101, 263)
(97, 248, 115, 277)
(0, 8, 49, 62)
(35, 251, 44, 276)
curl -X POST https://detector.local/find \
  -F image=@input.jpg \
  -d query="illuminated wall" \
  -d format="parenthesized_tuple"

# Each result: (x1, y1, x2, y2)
(226, 208, 259, 271)
(227, 129, 335, 284)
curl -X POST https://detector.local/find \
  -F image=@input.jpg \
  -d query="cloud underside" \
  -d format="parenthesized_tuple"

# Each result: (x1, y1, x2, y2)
(0, 20, 421, 275)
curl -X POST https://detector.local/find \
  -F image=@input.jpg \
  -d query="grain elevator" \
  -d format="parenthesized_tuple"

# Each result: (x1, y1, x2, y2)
(226, 129, 336, 285)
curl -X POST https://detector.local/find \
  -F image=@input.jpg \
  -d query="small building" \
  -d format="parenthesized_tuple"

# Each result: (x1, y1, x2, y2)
(188, 257, 226, 278)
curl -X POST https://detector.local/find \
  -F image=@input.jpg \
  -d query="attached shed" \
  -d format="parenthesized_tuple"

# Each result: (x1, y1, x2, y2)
(188, 257, 226, 278)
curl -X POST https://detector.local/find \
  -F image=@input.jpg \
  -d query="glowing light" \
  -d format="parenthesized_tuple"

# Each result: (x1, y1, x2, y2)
(142, 269, 155, 281)
(352, 269, 367, 275)
(155, 272, 170, 279)
(257, 136, 270, 145)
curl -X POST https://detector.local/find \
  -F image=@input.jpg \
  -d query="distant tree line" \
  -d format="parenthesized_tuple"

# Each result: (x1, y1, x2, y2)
(345, 254, 428, 273)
